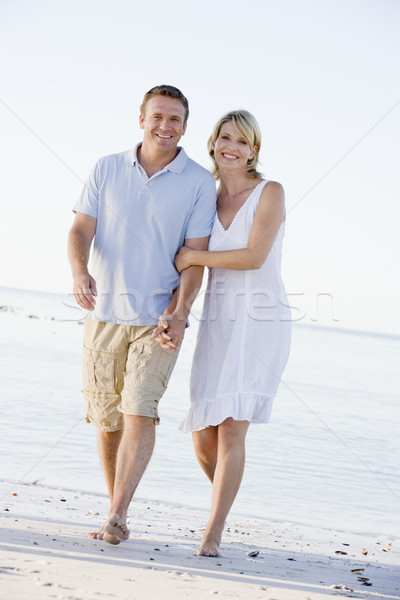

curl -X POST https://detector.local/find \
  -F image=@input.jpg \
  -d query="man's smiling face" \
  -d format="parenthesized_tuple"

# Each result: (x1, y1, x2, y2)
(139, 96, 187, 154)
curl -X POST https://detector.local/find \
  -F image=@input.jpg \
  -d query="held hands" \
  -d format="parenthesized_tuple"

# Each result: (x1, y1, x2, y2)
(152, 312, 186, 350)
(174, 246, 192, 273)
(73, 272, 97, 311)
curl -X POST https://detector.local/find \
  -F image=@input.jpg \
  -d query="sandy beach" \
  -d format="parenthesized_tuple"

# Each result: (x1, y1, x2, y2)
(1, 481, 398, 600)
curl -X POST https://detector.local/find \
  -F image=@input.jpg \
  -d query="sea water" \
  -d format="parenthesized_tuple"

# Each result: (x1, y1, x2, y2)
(0, 286, 399, 538)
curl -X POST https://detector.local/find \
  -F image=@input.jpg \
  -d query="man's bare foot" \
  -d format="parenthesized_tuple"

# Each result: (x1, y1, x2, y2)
(87, 523, 121, 545)
(196, 535, 221, 557)
(104, 513, 130, 542)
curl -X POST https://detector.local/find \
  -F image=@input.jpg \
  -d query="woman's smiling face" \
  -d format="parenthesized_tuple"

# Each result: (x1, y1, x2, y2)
(213, 121, 256, 173)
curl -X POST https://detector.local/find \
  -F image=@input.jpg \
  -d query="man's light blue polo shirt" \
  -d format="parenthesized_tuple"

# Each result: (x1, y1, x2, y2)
(73, 145, 216, 325)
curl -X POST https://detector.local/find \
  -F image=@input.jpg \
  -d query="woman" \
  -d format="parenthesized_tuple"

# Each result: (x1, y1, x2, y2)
(175, 110, 291, 557)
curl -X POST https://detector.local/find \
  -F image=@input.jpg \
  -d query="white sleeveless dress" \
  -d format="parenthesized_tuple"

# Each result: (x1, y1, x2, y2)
(180, 180, 291, 432)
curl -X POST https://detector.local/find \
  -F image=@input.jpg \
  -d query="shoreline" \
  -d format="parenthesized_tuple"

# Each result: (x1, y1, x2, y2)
(1, 478, 396, 542)
(1, 481, 399, 600)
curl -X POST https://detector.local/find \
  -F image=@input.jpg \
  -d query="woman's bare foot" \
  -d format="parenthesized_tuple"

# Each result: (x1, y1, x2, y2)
(196, 534, 221, 557)
(87, 523, 121, 545)
(104, 513, 130, 542)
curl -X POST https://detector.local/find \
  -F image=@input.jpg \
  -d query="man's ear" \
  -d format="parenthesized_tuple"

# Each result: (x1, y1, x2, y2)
(139, 113, 145, 129)
(181, 121, 188, 136)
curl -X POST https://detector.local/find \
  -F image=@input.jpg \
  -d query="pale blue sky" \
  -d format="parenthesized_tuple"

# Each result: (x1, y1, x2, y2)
(1, 0, 399, 334)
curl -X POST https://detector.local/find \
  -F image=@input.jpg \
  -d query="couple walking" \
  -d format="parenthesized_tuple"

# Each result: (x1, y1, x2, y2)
(68, 84, 291, 557)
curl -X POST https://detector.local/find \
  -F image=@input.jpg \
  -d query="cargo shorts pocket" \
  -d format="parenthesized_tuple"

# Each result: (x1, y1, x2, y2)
(83, 347, 117, 394)
(154, 346, 179, 385)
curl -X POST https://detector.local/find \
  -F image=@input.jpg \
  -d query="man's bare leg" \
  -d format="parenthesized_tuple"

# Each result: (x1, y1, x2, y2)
(104, 415, 155, 542)
(98, 429, 124, 500)
(197, 418, 250, 557)
(88, 429, 123, 543)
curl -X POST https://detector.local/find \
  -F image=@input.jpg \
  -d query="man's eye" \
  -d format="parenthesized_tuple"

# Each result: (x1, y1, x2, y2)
(240, 140, 248, 145)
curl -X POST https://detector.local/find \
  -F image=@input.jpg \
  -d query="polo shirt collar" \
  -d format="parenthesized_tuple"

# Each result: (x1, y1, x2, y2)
(131, 143, 188, 174)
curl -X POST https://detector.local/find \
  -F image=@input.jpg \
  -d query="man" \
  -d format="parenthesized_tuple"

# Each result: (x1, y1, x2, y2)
(68, 85, 216, 545)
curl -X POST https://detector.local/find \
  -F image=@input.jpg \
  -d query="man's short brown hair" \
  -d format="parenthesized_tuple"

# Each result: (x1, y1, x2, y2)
(140, 85, 189, 124)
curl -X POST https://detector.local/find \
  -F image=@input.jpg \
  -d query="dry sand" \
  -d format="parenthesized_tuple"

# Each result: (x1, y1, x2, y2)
(0, 481, 398, 600)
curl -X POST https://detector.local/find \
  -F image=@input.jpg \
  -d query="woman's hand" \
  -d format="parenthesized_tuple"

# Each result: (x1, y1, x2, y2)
(175, 246, 193, 273)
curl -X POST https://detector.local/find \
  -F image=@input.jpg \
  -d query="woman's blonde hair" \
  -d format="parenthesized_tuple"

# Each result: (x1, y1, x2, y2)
(207, 110, 263, 181)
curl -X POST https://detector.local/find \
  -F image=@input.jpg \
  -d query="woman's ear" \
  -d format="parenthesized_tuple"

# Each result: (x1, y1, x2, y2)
(249, 146, 257, 160)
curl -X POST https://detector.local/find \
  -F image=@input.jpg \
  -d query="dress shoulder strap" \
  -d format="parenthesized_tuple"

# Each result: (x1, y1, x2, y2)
(247, 179, 269, 216)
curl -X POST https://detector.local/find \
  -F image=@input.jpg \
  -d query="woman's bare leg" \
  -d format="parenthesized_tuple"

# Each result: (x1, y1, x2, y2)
(192, 426, 218, 483)
(197, 418, 250, 557)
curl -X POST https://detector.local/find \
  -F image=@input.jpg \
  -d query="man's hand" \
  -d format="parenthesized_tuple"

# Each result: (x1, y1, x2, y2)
(152, 312, 186, 350)
(73, 272, 98, 311)
(68, 212, 97, 310)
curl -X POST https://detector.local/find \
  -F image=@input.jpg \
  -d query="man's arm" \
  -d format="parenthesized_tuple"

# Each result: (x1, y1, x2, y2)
(152, 236, 209, 350)
(68, 212, 98, 311)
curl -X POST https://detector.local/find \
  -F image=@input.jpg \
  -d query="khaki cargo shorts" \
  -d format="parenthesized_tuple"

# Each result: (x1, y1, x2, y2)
(82, 319, 179, 431)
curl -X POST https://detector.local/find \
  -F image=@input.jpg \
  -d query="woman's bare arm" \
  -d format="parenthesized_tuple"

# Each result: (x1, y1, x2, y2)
(175, 182, 285, 272)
